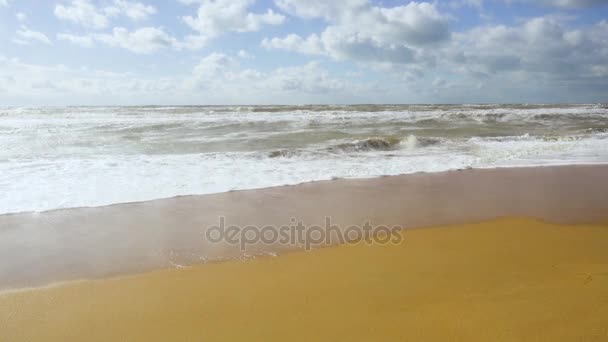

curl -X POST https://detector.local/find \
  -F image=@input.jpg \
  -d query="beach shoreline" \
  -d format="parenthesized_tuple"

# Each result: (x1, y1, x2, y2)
(2, 162, 608, 217)
(1, 164, 607, 291)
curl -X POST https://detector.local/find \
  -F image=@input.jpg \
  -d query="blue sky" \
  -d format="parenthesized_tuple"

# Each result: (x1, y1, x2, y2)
(0, 0, 607, 105)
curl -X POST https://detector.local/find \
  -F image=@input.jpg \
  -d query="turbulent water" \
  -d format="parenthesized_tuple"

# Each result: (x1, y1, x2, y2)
(1, 104, 608, 214)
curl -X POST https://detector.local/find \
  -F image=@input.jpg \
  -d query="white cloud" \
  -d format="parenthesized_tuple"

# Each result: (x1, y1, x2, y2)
(0, 56, 178, 105)
(57, 26, 223, 53)
(265, 1, 449, 66)
(265, 0, 608, 101)
(186, 52, 352, 98)
(274, 0, 366, 20)
(57, 26, 182, 53)
(189, 53, 239, 84)
(54, 0, 281, 51)
(15, 12, 26, 21)
(54, 0, 111, 29)
(448, 17, 608, 78)
(269, 62, 346, 93)
(57, 33, 94, 47)
(404, 16, 608, 103)
(4, 1, 607, 104)
(237, 50, 254, 59)
(262, 34, 323, 55)
(14, 26, 52, 45)
(267, 6, 607, 103)
(54, 0, 157, 29)
(182, 0, 285, 45)
(94, 27, 178, 54)
(0, 53, 363, 105)
(0, 0, 10, 7)
(109, 0, 156, 20)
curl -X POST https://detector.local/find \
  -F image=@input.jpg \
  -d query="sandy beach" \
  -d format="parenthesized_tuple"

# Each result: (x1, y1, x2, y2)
(1, 165, 608, 341)
(1, 218, 608, 341)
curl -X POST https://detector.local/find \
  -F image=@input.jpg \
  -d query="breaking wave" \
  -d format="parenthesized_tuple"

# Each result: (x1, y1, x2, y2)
(329, 135, 442, 152)
(2, 104, 608, 214)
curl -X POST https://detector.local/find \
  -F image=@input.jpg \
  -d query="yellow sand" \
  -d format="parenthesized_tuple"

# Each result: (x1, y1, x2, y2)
(1, 217, 608, 341)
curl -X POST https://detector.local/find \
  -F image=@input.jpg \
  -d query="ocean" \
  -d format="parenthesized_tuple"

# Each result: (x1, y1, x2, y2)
(1, 104, 607, 214)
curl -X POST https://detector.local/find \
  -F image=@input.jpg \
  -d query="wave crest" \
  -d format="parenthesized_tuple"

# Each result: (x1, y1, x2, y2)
(331, 135, 440, 153)
(333, 137, 402, 152)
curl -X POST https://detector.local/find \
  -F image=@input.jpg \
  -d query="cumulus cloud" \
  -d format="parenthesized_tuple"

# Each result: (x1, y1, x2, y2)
(265, 1, 606, 99)
(274, 0, 367, 19)
(448, 17, 608, 78)
(238, 50, 254, 59)
(185, 0, 285, 34)
(14, 26, 52, 45)
(262, 34, 323, 55)
(186, 52, 350, 97)
(404, 16, 608, 103)
(54, 0, 156, 29)
(57, 26, 179, 53)
(54, 0, 111, 29)
(54, 0, 284, 51)
(264, 1, 449, 66)
(4, 0, 607, 104)
(0, 56, 178, 105)
(190, 53, 239, 81)
(95, 27, 178, 54)
(182, 0, 285, 46)
(0, 52, 361, 105)
(57, 33, 94, 47)
(270, 62, 347, 93)
(107, 0, 156, 20)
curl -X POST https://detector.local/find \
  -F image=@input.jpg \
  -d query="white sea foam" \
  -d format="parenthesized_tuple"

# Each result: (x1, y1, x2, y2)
(1, 105, 607, 214)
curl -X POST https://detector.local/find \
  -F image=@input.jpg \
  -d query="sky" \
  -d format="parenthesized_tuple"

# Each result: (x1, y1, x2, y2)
(0, 0, 607, 105)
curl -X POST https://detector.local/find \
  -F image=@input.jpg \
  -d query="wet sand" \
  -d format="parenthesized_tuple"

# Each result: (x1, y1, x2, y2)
(1, 165, 608, 340)
(1, 217, 608, 341)
(1, 164, 608, 290)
